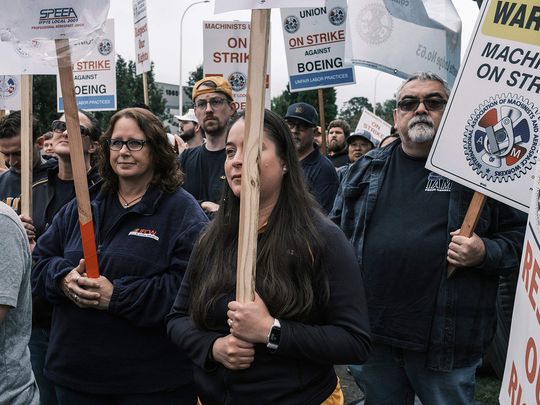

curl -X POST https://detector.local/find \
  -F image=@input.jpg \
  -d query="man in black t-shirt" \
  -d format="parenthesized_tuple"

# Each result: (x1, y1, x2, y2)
(179, 76, 236, 215)
(331, 72, 526, 404)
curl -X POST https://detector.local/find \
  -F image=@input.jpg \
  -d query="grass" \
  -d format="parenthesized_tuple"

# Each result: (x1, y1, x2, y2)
(475, 375, 501, 404)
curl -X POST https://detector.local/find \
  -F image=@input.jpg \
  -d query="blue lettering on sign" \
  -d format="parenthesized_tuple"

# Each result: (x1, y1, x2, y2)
(290, 67, 354, 90)
(58, 95, 116, 112)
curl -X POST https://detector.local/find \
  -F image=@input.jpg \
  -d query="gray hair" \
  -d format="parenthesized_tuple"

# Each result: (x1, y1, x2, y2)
(395, 72, 451, 103)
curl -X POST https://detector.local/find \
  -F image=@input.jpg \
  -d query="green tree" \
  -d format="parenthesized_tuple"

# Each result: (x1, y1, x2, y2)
(31, 55, 170, 132)
(271, 84, 337, 124)
(374, 98, 396, 126)
(337, 96, 373, 130)
(182, 64, 203, 113)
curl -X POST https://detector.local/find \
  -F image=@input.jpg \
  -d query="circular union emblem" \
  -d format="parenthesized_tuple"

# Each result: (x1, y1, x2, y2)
(356, 3, 393, 45)
(0, 76, 18, 99)
(98, 38, 113, 56)
(283, 15, 300, 34)
(228, 72, 246, 92)
(463, 93, 539, 183)
(328, 7, 346, 26)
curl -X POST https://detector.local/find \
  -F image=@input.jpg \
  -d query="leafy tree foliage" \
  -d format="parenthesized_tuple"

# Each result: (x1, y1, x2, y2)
(271, 84, 337, 124)
(182, 64, 204, 112)
(337, 96, 373, 130)
(32, 55, 170, 133)
(374, 99, 397, 126)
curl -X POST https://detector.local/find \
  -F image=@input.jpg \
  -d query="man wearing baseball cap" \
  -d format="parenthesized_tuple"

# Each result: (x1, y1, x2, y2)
(179, 76, 236, 215)
(175, 108, 204, 149)
(347, 129, 379, 163)
(284, 102, 338, 213)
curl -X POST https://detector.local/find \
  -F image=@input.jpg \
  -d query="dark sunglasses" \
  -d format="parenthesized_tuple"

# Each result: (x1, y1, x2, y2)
(51, 120, 91, 137)
(286, 120, 314, 131)
(108, 139, 147, 151)
(397, 97, 447, 112)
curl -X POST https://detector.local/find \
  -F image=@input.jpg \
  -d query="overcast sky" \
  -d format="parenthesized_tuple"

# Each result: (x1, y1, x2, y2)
(108, 0, 480, 109)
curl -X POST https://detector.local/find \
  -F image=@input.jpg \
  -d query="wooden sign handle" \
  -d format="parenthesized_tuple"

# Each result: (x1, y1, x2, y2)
(235, 9, 271, 303)
(447, 191, 487, 278)
(142, 72, 149, 105)
(55, 39, 100, 278)
(20, 74, 33, 218)
(318, 89, 327, 155)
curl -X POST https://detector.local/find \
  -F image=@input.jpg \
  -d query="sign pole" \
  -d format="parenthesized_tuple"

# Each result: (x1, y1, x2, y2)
(447, 191, 487, 277)
(318, 88, 327, 155)
(235, 9, 270, 303)
(55, 38, 100, 278)
(142, 71, 149, 105)
(20, 74, 33, 218)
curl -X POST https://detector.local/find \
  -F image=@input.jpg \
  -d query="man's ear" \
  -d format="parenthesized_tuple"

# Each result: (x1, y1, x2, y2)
(88, 140, 99, 154)
(36, 135, 45, 148)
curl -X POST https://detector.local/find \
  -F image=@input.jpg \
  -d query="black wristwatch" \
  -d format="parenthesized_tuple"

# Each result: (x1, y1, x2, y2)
(266, 318, 281, 351)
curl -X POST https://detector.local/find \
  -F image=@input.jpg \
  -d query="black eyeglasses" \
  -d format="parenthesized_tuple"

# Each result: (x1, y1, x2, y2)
(193, 97, 229, 111)
(108, 139, 147, 151)
(51, 120, 91, 137)
(286, 120, 313, 131)
(397, 97, 447, 112)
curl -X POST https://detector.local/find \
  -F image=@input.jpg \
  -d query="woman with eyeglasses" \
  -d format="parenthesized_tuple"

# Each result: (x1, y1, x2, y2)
(167, 109, 371, 404)
(32, 107, 208, 404)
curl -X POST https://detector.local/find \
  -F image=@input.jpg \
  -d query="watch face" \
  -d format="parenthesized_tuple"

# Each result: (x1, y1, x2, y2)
(269, 326, 281, 344)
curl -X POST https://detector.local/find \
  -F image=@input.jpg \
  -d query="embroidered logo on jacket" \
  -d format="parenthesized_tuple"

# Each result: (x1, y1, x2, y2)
(425, 172, 452, 192)
(128, 228, 159, 241)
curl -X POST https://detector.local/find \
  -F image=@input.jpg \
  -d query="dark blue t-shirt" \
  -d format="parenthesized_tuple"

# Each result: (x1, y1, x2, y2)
(363, 145, 451, 351)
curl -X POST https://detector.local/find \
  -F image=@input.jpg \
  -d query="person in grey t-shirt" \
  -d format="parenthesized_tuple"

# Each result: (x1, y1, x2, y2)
(0, 201, 39, 405)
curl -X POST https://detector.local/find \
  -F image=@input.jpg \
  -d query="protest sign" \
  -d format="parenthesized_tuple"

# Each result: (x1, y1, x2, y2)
(355, 108, 392, 141)
(0, 75, 21, 110)
(346, 0, 460, 86)
(57, 19, 116, 112)
(215, 0, 324, 14)
(500, 160, 540, 404)
(0, 0, 109, 40)
(132, 0, 151, 75)
(0, 41, 57, 75)
(427, 0, 540, 213)
(203, 20, 270, 110)
(281, 0, 354, 92)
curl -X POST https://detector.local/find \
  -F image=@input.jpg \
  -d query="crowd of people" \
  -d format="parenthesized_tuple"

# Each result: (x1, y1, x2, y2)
(0, 71, 526, 405)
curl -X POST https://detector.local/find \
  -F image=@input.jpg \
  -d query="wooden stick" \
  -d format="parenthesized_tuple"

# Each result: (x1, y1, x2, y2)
(20, 74, 33, 218)
(142, 71, 149, 105)
(318, 88, 327, 155)
(447, 191, 487, 278)
(55, 39, 100, 278)
(235, 9, 271, 303)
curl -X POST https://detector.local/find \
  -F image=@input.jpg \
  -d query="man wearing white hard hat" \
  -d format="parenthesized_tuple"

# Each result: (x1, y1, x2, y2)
(175, 108, 204, 149)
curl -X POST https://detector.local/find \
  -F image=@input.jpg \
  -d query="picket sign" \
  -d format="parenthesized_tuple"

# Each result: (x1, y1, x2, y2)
(235, 9, 270, 303)
(55, 39, 100, 278)
(318, 89, 327, 156)
(447, 192, 487, 277)
(20, 75, 33, 218)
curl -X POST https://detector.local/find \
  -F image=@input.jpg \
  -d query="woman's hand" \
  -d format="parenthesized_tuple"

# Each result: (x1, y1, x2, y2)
(19, 214, 36, 251)
(211, 335, 255, 370)
(79, 274, 114, 310)
(227, 292, 275, 344)
(60, 259, 100, 308)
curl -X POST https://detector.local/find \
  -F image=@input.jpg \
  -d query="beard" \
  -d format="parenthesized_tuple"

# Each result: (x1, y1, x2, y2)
(406, 115, 435, 143)
(328, 139, 346, 153)
(180, 127, 195, 141)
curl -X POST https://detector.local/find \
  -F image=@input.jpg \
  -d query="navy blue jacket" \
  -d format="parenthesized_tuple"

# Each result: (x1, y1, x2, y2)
(32, 182, 208, 394)
(301, 145, 339, 213)
(331, 140, 526, 371)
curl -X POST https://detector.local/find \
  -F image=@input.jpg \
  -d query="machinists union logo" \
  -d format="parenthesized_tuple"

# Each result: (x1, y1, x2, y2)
(0, 76, 18, 99)
(283, 15, 300, 34)
(98, 38, 113, 56)
(328, 7, 346, 26)
(356, 3, 393, 45)
(463, 93, 539, 183)
(228, 72, 246, 92)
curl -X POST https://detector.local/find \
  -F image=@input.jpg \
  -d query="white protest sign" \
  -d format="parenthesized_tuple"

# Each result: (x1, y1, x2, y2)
(281, 0, 354, 92)
(0, 41, 57, 75)
(203, 21, 270, 110)
(215, 0, 324, 14)
(0, 75, 21, 110)
(57, 19, 116, 112)
(0, 0, 109, 40)
(426, 0, 540, 213)
(132, 0, 151, 75)
(355, 108, 391, 141)
(500, 162, 540, 404)
(346, 0, 460, 86)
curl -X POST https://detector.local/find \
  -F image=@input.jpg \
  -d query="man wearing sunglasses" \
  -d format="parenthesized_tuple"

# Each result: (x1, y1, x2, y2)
(179, 76, 236, 216)
(331, 72, 525, 404)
